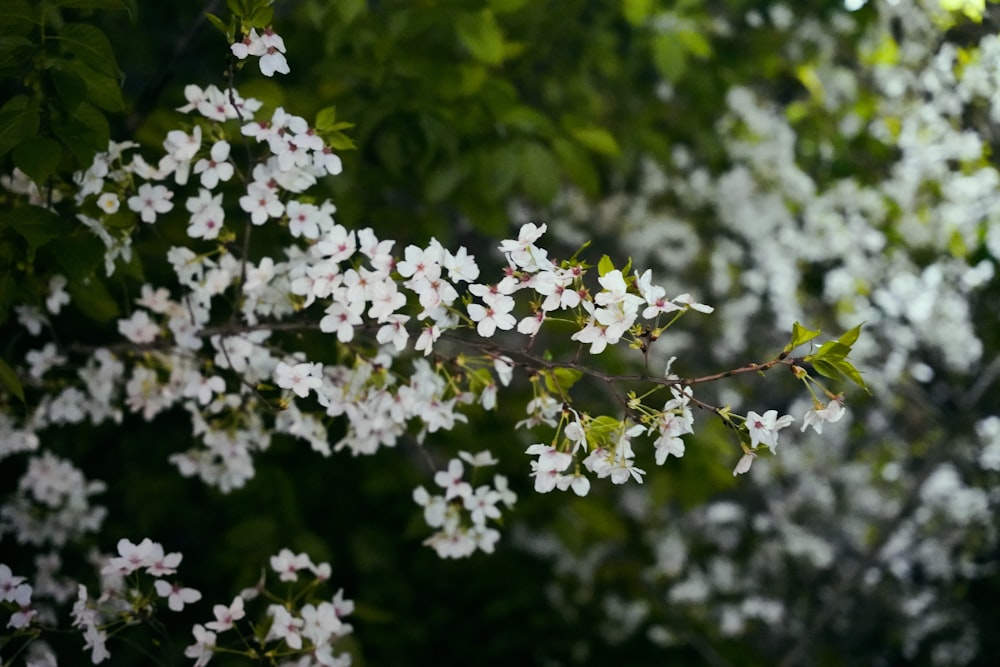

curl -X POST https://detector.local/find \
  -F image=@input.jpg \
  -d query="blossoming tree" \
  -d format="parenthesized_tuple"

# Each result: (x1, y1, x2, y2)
(1, 0, 998, 665)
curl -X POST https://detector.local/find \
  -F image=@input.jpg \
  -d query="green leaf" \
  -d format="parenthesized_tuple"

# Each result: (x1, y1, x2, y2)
(587, 415, 621, 449)
(12, 137, 62, 189)
(0, 0, 35, 26)
(246, 5, 274, 28)
(810, 359, 841, 383)
(837, 323, 864, 348)
(6, 204, 63, 251)
(59, 23, 119, 78)
(466, 367, 494, 393)
(834, 359, 869, 392)
(0, 357, 25, 406)
(623, 0, 655, 26)
(81, 69, 124, 112)
(598, 255, 615, 277)
(563, 117, 621, 157)
(0, 95, 40, 158)
(226, 0, 248, 18)
(50, 234, 104, 280)
(205, 13, 229, 38)
(53, 58, 125, 113)
(517, 141, 559, 203)
(52, 102, 109, 166)
(785, 321, 821, 353)
(498, 105, 555, 136)
(678, 29, 712, 59)
(542, 368, 583, 395)
(48, 64, 88, 110)
(456, 9, 506, 65)
(68, 274, 119, 322)
(324, 131, 355, 151)
(652, 32, 687, 82)
(811, 340, 851, 362)
(0, 36, 34, 74)
(315, 106, 338, 131)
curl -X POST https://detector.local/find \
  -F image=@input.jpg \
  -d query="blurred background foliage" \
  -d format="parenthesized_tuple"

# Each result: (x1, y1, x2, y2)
(3, 0, 1000, 665)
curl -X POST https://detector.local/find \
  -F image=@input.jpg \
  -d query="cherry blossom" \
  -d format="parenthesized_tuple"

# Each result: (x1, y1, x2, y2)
(154, 579, 202, 611)
(800, 398, 846, 434)
(193, 140, 234, 189)
(127, 183, 174, 223)
(745, 410, 795, 451)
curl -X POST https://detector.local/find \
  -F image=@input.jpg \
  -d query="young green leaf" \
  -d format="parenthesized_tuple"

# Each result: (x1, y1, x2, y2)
(837, 322, 864, 347)
(542, 368, 583, 395)
(456, 9, 506, 65)
(565, 122, 621, 157)
(810, 340, 851, 362)
(834, 359, 869, 393)
(204, 13, 229, 37)
(785, 321, 821, 353)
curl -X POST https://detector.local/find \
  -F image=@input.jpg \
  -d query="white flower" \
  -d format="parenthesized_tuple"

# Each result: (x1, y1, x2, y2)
(239, 180, 283, 225)
(267, 604, 304, 649)
(193, 141, 234, 189)
(458, 450, 499, 467)
(184, 624, 216, 667)
(270, 549, 313, 582)
(275, 361, 323, 399)
(745, 410, 795, 451)
(232, 28, 290, 76)
(127, 183, 174, 223)
(117, 310, 159, 344)
(654, 435, 685, 464)
(800, 398, 846, 434)
(154, 579, 202, 612)
(97, 192, 120, 214)
(673, 293, 714, 313)
(434, 459, 472, 500)
(205, 595, 245, 633)
(467, 294, 516, 338)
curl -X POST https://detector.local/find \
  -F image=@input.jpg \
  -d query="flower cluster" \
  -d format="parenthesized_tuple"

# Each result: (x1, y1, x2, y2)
(0, 451, 107, 548)
(71, 538, 200, 663)
(413, 452, 517, 558)
(186, 549, 355, 667)
(0, 16, 874, 667)
(231, 27, 290, 77)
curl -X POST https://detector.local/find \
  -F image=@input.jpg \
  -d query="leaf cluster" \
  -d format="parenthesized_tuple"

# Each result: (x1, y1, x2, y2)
(0, 0, 134, 186)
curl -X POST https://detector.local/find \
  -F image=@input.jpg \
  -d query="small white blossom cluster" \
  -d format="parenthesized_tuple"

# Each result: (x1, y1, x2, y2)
(231, 27, 290, 77)
(0, 451, 107, 548)
(186, 548, 355, 667)
(413, 452, 517, 558)
(4, 76, 727, 513)
(70, 538, 199, 663)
